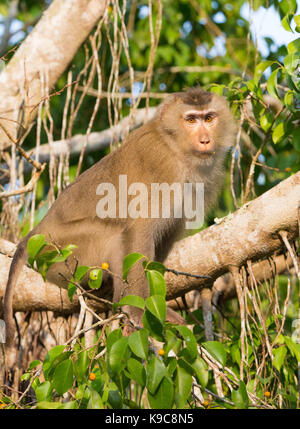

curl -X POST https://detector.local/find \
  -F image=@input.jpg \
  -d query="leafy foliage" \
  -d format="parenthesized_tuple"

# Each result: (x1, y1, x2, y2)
(4, 245, 296, 409)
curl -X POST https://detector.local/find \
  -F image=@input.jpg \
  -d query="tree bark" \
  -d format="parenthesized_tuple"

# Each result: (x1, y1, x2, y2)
(0, 0, 108, 151)
(0, 171, 299, 314)
(164, 171, 300, 299)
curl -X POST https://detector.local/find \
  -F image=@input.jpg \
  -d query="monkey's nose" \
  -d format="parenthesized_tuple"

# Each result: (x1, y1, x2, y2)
(200, 139, 210, 145)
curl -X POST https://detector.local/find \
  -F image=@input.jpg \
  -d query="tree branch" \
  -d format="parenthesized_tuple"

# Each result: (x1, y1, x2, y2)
(0, 0, 108, 151)
(164, 171, 300, 299)
(0, 172, 299, 313)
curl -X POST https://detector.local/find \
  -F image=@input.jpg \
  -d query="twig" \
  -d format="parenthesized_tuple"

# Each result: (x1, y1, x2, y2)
(65, 313, 123, 346)
(279, 231, 300, 281)
(165, 267, 211, 280)
(0, 163, 46, 199)
(229, 265, 246, 380)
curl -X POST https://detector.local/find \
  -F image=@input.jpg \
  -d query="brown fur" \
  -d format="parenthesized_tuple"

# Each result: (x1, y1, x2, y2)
(4, 87, 237, 345)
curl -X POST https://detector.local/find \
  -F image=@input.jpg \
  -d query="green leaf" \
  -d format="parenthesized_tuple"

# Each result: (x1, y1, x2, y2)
(58, 401, 78, 409)
(175, 326, 197, 362)
(287, 38, 300, 54)
(128, 328, 149, 359)
(74, 265, 90, 281)
(142, 310, 164, 341)
(52, 246, 76, 263)
(202, 341, 227, 367)
(284, 90, 294, 108)
(20, 372, 31, 381)
(231, 381, 249, 409)
(68, 266, 90, 302)
(144, 261, 166, 275)
(167, 357, 177, 376)
(119, 295, 145, 310)
(254, 60, 274, 84)
(145, 295, 166, 324)
(88, 268, 103, 289)
(260, 112, 273, 132)
(34, 381, 52, 402)
(108, 337, 128, 377)
(36, 401, 62, 409)
(281, 13, 294, 32)
(284, 336, 300, 361)
(43, 345, 66, 380)
(52, 359, 74, 395)
(108, 390, 123, 409)
(123, 252, 145, 280)
(279, 0, 297, 15)
(273, 346, 287, 372)
(145, 270, 166, 297)
(87, 389, 103, 409)
(74, 351, 89, 382)
(267, 68, 280, 99)
(106, 329, 122, 353)
(189, 357, 209, 388)
(284, 53, 300, 75)
(164, 329, 181, 355)
(272, 122, 286, 143)
(230, 343, 241, 366)
(146, 356, 167, 394)
(127, 358, 146, 388)
(174, 366, 192, 409)
(89, 268, 101, 281)
(147, 376, 174, 409)
(68, 281, 77, 302)
(27, 234, 47, 266)
(29, 359, 41, 370)
(295, 15, 300, 26)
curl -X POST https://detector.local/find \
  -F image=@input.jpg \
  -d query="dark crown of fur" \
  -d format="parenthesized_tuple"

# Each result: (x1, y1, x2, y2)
(175, 87, 213, 106)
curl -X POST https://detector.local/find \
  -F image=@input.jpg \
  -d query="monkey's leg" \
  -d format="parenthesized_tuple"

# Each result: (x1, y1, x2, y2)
(110, 223, 155, 329)
(110, 224, 186, 328)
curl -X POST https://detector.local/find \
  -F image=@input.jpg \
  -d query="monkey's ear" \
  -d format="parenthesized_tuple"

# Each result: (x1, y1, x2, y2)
(156, 94, 180, 120)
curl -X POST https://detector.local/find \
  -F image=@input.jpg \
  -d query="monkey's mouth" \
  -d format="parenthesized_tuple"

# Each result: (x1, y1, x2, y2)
(193, 150, 215, 158)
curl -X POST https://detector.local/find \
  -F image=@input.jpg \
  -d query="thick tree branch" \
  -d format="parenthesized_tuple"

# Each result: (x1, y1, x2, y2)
(0, 0, 107, 151)
(164, 171, 300, 299)
(0, 172, 299, 313)
(28, 107, 156, 164)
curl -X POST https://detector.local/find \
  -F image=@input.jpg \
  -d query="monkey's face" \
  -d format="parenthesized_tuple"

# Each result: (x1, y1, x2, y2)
(157, 90, 237, 165)
(179, 97, 236, 161)
(181, 106, 218, 159)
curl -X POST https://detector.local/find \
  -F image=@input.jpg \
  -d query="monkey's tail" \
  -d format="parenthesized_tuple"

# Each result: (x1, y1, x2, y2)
(4, 241, 28, 347)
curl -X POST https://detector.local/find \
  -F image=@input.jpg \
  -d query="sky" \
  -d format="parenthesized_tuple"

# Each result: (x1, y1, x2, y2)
(240, 2, 299, 56)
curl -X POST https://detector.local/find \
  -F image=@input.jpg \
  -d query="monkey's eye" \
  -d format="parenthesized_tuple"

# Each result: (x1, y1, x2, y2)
(186, 117, 196, 124)
(205, 115, 213, 123)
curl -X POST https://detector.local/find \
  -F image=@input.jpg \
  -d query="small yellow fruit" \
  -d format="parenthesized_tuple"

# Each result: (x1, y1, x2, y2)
(0, 403, 6, 408)
(89, 372, 96, 381)
(101, 262, 109, 270)
(264, 391, 271, 398)
(203, 400, 210, 408)
(158, 349, 165, 356)
(285, 167, 291, 172)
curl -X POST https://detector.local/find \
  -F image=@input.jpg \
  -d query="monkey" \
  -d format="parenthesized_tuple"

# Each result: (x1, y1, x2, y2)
(3, 87, 237, 346)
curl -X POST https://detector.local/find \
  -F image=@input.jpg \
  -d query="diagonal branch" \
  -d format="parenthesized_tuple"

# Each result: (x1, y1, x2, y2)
(0, 172, 299, 313)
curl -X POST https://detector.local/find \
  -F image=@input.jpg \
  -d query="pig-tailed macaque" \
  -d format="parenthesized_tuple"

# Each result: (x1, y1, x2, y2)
(4, 87, 237, 345)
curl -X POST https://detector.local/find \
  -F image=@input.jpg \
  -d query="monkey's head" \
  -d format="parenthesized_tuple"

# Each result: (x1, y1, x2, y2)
(156, 87, 237, 165)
